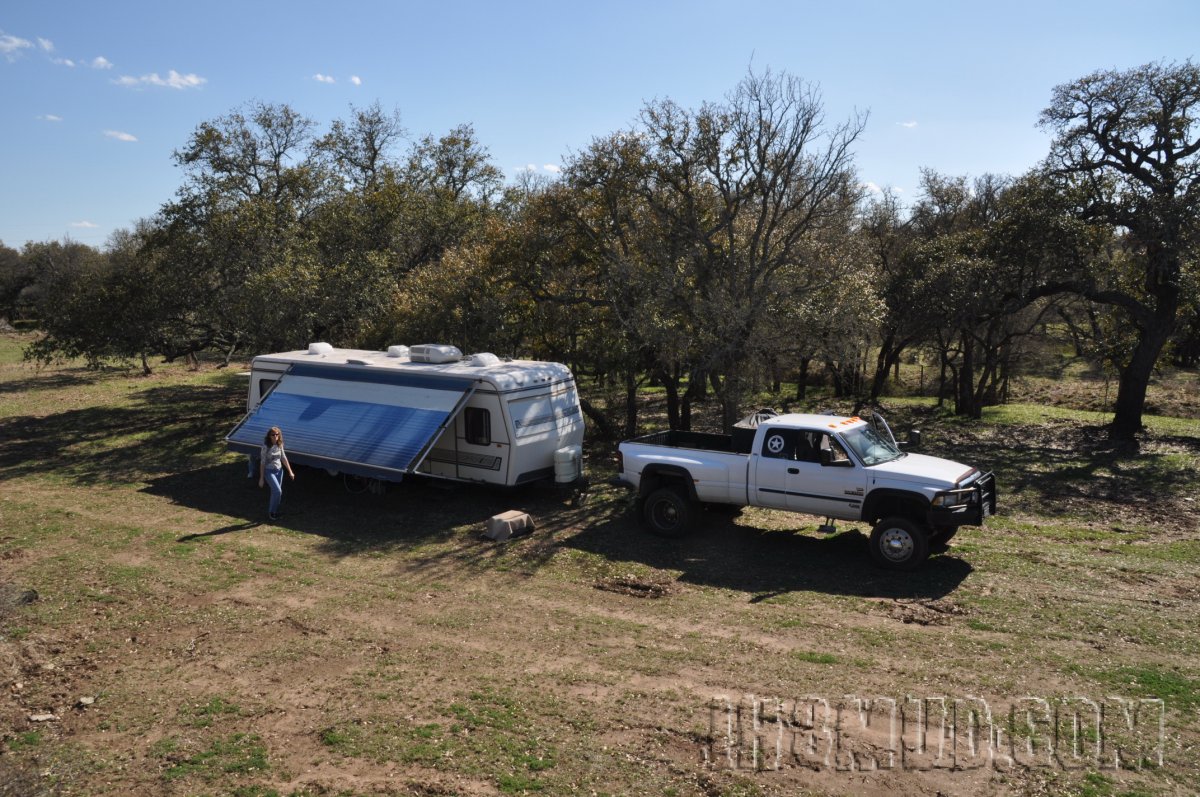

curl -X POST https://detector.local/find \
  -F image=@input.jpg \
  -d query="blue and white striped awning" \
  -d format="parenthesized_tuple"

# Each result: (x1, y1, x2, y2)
(226, 363, 476, 481)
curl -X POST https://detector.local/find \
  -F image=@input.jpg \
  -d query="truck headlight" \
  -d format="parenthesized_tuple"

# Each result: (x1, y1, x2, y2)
(933, 492, 965, 508)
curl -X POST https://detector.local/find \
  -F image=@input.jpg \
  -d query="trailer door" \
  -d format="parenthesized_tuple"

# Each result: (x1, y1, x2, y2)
(226, 363, 476, 481)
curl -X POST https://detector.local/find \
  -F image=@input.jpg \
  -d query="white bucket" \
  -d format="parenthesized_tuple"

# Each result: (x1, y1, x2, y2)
(553, 445, 582, 484)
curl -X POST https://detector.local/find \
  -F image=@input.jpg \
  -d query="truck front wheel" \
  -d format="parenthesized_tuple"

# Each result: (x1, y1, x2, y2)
(869, 517, 930, 570)
(929, 525, 959, 552)
(643, 487, 694, 538)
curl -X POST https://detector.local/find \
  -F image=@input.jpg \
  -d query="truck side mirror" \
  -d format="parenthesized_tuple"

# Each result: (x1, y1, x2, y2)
(819, 449, 852, 467)
(900, 429, 922, 450)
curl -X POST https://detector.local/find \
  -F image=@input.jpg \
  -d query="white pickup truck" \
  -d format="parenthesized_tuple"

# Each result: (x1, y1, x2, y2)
(617, 411, 996, 570)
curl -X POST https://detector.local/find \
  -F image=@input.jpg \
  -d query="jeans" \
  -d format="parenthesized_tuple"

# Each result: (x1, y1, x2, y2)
(265, 467, 283, 516)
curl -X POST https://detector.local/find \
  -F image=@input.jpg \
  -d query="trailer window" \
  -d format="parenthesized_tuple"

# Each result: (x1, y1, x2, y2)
(464, 407, 491, 446)
(257, 378, 279, 402)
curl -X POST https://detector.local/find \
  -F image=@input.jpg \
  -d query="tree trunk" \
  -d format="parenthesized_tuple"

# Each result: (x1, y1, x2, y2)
(1109, 319, 1172, 440)
(1108, 241, 1183, 441)
(795, 357, 810, 400)
(825, 360, 843, 397)
(953, 332, 977, 418)
(578, 398, 618, 440)
(712, 371, 743, 432)
(624, 369, 639, 439)
(868, 333, 902, 402)
(656, 366, 682, 430)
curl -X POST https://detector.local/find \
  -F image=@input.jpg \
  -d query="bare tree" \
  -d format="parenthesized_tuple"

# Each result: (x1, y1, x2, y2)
(568, 68, 867, 429)
(315, 102, 406, 191)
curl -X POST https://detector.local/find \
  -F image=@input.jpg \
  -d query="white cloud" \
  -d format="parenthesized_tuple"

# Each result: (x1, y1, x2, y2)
(543, 164, 561, 174)
(862, 181, 883, 194)
(115, 70, 206, 90)
(897, 120, 918, 129)
(104, 130, 138, 142)
(53, 57, 76, 67)
(37, 37, 54, 52)
(1, 31, 33, 60)
(71, 220, 99, 229)
(90, 56, 113, 70)
(350, 75, 362, 86)
(38, 114, 63, 122)
(524, 164, 537, 172)
(313, 73, 335, 84)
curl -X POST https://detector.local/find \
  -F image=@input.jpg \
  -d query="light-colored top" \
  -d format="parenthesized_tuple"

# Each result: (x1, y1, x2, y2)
(260, 443, 286, 471)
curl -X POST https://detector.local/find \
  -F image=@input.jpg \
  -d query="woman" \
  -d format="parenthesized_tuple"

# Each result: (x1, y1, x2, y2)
(258, 426, 295, 521)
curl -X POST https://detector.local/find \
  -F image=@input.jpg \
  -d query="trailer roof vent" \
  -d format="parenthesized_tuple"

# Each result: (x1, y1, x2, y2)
(307, 342, 333, 356)
(409, 344, 462, 364)
(464, 352, 501, 367)
(386, 345, 410, 359)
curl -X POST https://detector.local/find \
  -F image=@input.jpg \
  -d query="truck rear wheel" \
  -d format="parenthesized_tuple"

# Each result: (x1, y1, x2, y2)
(642, 487, 694, 537)
(869, 517, 930, 570)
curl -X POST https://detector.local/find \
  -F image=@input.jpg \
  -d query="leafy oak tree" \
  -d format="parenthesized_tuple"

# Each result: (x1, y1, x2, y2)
(1040, 60, 1200, 440)
(565, 69, 866, 430)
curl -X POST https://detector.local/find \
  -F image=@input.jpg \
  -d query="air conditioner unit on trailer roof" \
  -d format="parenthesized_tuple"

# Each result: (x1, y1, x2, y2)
(409, 344, 462, 364)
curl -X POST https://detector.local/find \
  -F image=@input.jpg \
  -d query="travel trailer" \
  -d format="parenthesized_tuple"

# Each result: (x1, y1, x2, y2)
(226, 343, 584, 487)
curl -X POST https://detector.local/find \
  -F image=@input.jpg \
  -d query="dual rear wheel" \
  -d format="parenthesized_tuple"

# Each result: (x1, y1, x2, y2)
(641, 486, 694, 538)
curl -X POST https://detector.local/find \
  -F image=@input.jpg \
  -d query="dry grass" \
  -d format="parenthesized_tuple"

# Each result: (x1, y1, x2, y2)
(2, 335, 1199, 797)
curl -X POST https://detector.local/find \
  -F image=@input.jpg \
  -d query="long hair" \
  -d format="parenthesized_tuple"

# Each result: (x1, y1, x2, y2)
(263, 426, 284, 446)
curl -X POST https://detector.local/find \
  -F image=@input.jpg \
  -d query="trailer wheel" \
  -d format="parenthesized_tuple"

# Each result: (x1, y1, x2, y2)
(869, 517, 930, 570)
(642, 487, 694, 538)
(343, 474, 370, 494)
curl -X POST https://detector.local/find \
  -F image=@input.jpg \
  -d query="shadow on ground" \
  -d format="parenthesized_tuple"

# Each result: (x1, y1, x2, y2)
(562, 506, 974, 601)
(0, 376, 980, 601)
(0, 378, 247, 485)
(145, 460, 972, 601)
(0, 371, 101, 395)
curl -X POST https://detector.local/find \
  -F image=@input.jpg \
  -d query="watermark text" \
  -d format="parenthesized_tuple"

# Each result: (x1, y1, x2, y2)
(705, 695, 1165, 772)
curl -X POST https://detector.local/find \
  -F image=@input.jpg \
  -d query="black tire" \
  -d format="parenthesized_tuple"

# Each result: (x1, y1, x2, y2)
(869, 516, 930, 571)
(642, 487, 695, 538)
(930, 525, 959, 552)
(343, 473, 369, 494)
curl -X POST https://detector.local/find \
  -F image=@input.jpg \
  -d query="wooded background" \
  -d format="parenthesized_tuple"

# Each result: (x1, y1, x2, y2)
(3, 63, 1198, 442)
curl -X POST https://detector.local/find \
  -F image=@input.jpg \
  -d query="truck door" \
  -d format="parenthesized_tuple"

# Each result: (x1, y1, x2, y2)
(751, 427, 799, 510)
(783, 430, 868, 520)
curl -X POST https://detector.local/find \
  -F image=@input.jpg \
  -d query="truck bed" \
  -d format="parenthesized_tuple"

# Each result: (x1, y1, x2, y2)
(626, 430, 749, 455)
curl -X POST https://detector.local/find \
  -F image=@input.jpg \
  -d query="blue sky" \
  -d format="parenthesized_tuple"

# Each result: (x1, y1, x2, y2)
(2, 0, 1196, 248)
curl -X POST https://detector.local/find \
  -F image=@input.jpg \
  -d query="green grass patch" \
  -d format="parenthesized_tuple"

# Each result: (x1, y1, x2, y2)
(5, 731, 42, 751)
(792, 650, 839, 665)
(181, 696, 243, 728)
(1123, 540, 1200, 565)
(1071, 665, 1200, 712)
(320, 688, 559, 790)
(155, 732, 269, 781)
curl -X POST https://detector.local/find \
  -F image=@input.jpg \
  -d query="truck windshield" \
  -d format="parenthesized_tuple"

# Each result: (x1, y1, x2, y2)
(840, 425, 904, 466)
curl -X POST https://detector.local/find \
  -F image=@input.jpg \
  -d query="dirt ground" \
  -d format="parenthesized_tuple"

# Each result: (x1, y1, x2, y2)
(1, 345, 1198, 796)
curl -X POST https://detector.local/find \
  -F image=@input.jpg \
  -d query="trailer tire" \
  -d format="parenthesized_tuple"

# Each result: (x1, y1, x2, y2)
(869, 516, 930, 570)
(642, 487, 694, 538)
